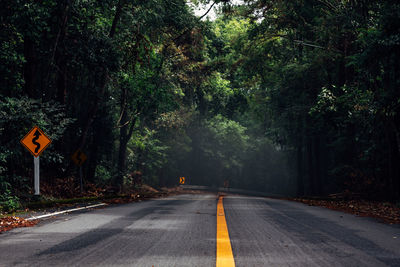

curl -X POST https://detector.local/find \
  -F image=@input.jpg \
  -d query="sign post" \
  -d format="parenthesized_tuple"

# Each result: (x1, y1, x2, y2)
(34, 157, 40, 195)
(71, 149, 87, 193)
(79, 166, 83, 193)
(20, 126, 52, 196)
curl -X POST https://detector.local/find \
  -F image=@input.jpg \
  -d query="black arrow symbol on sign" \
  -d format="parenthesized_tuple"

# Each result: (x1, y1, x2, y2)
(77, 151, 82, 165)
(32, 130, 41, 153)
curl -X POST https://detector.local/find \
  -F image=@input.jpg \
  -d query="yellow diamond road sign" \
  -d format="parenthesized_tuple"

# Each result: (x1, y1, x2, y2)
(20, 126, 52, 157)
(179, 177, 185, 184)
(71, 149, 87, 166)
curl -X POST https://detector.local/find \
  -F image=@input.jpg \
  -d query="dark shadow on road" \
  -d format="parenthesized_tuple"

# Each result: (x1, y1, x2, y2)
(263, 199, 400, 267)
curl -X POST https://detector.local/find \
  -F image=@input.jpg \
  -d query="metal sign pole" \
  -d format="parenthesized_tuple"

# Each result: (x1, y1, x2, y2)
(34, 156, 40, 195)
(79, 166, 83, 193)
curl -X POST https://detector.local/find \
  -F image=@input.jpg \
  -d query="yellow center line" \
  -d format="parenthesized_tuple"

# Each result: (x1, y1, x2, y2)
(216, 195, 235, 267)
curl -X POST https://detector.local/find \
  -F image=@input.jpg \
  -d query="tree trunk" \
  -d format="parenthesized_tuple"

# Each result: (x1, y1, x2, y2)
(296, 115, 306, 197)
(307, 137, 315, 195)
(296, 142, 304, 197)
(86, 124, 100, 183)
(56, 59, 67, 104)
(117, 103, 129, 187)
(117, 137, 128, 188)
(45, 0, 70, 102)
(116, 103, 137, 189)
(313, 136, 322, 195)
(23, 37, 36, 98)
(386, 120, 400, 199)
(77, 0, 125, 151)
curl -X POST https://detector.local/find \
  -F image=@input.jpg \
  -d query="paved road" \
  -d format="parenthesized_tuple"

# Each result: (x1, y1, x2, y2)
(0, 193, 399, 266)
(224, 196, 400, 267)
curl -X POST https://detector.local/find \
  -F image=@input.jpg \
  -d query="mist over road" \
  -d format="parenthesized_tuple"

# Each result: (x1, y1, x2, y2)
(0, 193, 399, 266)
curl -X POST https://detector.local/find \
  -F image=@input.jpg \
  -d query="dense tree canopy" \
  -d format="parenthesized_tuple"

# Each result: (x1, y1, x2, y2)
(1, 0, 399, 211)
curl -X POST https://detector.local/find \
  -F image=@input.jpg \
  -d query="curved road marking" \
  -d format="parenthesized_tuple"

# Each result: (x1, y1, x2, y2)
(217, 196, 235, 267)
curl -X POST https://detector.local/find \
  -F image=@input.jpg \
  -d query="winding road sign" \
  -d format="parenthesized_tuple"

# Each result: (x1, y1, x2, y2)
(71, 149, 87, 166)
(20, 126, 52, 157)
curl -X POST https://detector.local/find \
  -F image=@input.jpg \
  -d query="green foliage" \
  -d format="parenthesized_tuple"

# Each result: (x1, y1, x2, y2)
(222, 0, 400, 198)
(0, 177, 21, 212)
(0, 195, 21, 213)
(203, 114, 248, 166)
(1, 0, 399, 201)
(127, 128, 169, 187)
(0, 97, 74, 163)
(0, 96, 74, 199)
(94, 164, 114, 186)
(187, 114, 250, 186)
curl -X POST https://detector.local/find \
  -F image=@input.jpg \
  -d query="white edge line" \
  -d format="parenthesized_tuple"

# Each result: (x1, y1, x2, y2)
(26, 203, 107, 221)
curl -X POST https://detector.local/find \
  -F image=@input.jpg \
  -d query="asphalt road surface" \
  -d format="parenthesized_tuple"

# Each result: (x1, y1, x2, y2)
(0, 193, 399, 266)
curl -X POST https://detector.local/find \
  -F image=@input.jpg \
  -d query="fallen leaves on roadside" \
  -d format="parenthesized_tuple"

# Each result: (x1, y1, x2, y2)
(292, 198, 400, 224)
(102, 186, 187, 205)
(0, 185, 185, 233)
(0, 217, 38, 233)
(104, 192, 166, 205)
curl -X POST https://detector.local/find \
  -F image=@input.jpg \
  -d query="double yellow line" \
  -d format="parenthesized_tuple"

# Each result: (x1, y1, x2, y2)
(216, 196, 235, 267)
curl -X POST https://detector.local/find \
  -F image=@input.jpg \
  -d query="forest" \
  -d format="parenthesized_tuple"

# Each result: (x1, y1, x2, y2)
(1, 0, 399, 212)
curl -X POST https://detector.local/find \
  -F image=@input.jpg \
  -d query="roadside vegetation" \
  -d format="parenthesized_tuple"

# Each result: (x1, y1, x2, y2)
(1, 0, 399, 218)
